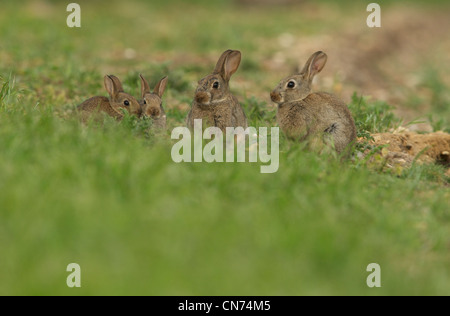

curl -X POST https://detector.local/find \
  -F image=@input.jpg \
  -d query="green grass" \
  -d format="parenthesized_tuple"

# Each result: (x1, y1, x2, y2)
(0, 0, 449, 296)
(1, 102, 449, 296)
(348, 93, 402, 135)
(421, 68, 450, 133)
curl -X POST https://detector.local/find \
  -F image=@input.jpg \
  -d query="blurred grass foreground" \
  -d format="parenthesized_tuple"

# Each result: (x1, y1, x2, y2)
(0, 0, 449, 295)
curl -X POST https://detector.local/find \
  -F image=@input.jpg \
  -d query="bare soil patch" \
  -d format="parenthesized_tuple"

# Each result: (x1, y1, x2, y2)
(365, 131, 450, 169)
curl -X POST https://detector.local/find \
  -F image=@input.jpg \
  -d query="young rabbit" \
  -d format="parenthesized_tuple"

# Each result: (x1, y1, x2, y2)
(77, 75, 141, 122)
(270, 51, 357, 154)
(139, 74, 168, 130)
(186, 49, 248, 132)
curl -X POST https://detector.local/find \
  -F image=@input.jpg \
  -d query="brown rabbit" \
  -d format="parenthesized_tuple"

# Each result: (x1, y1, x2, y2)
(270, 51, 357, 154)
(186, 49, 248, 132)
(139, 74, 168, 130)
(77, 75, 141, 122)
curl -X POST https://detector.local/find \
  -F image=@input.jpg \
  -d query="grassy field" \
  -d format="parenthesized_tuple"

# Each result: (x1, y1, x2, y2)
(0, 0, 449, 296)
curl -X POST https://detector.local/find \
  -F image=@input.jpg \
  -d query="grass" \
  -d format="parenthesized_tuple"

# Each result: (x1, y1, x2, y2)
(0, 0, 449, 296)
(348, 93, 402, 135)
(1, 101, 449, 296)
(422, 68, 450, 133)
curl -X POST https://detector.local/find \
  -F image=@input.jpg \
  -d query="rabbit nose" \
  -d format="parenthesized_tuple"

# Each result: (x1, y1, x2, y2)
(270, 91, 282, 103)
(195, 91, 210, 104)
(147, 107, 161, 118)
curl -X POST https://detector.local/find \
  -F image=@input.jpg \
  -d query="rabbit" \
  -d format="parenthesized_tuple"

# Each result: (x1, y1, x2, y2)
(77, 75, 142, 122)
(139, 74, 168, 130)
(186, 49, 248, 132)
(270, 51, 357, 154)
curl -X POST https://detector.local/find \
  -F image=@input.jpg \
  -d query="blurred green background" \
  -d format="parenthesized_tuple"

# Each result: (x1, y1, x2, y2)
(0, 0, 449, 295)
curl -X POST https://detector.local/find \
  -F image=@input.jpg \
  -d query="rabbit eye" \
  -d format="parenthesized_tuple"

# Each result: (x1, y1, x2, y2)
(124, 100, 130, 106)
(144, 100, 147, 105)
(213, 82, 219, 89)
(287, 81, 296, 89)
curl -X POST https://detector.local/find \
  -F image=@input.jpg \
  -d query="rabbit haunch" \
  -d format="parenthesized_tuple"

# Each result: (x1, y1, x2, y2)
(171, 119, 280, 174)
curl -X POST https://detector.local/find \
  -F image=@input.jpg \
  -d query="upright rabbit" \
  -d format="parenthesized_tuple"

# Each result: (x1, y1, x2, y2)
(139, 74, 168, 130)
(78, 75, 141, 122)
(270, 51, 356, 154)
(186, 49, 248, 132)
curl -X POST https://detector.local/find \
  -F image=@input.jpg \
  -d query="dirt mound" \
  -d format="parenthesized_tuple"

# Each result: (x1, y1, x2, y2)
(365, 131, 450, 169)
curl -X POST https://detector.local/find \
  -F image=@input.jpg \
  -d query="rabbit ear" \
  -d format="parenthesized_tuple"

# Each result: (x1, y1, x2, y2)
(222, 50, 241, 82)
(153, 76, 169, 98)
(300, 51, 328, 81)
(140, 74, 151, 98)
(104, 75, 124, 97)
(213, 50, 241, 81)
(108, 75, 125, 92)
(213, 49, 234, 75)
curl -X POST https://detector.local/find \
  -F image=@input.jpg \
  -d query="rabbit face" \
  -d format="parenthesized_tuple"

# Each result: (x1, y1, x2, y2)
(141, 94, 166, 129)
(141, 93, 164, 118)
(111, 92, 142, 117)
(194, 74, 229, 107)
(193, 50, 241, 107)
(139, 75, 168, 126)
(104, 75, 142, 117)
(271, 74, 312, 104)
(271, 51, 328, 105)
